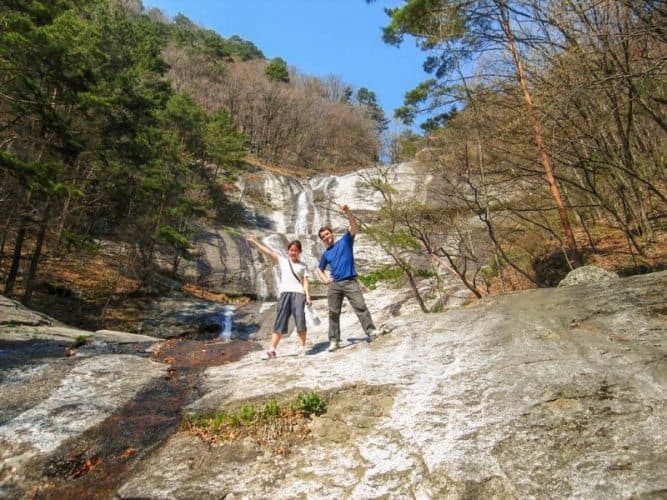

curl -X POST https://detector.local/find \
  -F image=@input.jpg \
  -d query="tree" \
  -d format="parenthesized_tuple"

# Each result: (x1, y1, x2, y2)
(0, 0, 107, 302)
(372, 0, 583, 265)
(356, 87, 389, 133)
(265, 57, 290, 83)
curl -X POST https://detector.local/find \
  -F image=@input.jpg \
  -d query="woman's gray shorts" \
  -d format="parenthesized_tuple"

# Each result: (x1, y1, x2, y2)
(273, 292, 307, 334)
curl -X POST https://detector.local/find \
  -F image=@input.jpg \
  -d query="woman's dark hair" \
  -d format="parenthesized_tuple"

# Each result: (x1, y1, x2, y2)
(287, 240, 302, 252)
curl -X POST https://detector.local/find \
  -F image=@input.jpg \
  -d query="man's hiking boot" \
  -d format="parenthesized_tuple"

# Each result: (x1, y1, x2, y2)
(261, 350, 277, 360)
(327, 341, 340, 352)
(365, 328, 378, 343)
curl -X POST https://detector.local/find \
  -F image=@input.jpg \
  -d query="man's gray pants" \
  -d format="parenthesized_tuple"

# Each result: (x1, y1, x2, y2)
(327, 278, 375, 342)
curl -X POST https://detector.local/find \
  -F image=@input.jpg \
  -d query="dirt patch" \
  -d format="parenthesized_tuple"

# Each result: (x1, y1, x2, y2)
(181, 383, 397, 458)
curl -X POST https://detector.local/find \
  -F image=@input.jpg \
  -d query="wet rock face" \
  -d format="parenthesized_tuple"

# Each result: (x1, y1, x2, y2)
(117, 271, 666, 499)
(185, 163, 434, 299)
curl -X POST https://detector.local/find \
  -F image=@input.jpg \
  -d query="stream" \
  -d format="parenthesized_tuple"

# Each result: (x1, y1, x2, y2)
(7, 337, 256, 499)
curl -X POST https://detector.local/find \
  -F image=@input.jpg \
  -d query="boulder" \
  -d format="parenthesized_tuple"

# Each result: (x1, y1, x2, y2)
(558, 264, 619, 287)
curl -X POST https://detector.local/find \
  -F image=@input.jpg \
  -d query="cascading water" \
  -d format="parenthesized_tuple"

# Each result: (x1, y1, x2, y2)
(310, 176, 335, 232)
(262, 234, 287, 298)
(256, 272, 269, 301)
(294, 191, 309, 235)
(219, 305, 236, 339)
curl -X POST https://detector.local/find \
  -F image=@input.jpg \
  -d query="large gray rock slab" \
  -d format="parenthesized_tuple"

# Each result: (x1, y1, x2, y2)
(0, 354, 167, 492)
(0, 295, 55, 326)
(118, 271, 667, 499)
(0, 295, 161, 344)
(0, 325, 160, 344)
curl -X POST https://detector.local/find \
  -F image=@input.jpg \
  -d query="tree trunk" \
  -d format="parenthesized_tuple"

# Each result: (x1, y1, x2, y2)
(22, 203, 51, 305)
(498, 2, 582, 266)
(4, 219, 27, 298)
(430, 252, 484, 299)
(0, 204, 17, 270)
(386, 249, 428, 313)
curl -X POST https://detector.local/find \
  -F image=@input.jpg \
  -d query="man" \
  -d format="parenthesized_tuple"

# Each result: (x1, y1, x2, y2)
(317, 204, 376, 352)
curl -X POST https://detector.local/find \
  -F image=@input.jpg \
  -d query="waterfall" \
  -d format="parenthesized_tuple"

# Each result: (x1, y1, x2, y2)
(218, 305, 235, 339)
(310, 176, 336, 231)
(262, 234, 286, 298)
(294, 191, 308, 235)
(198, 162, 435, 302)
(256, 271, 269, 300)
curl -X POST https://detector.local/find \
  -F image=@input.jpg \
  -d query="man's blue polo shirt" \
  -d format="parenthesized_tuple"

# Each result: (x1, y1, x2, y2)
(319, 231, 357, 281)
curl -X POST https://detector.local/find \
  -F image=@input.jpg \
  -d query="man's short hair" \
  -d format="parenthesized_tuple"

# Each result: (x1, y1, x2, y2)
(318, 226, 333, 238)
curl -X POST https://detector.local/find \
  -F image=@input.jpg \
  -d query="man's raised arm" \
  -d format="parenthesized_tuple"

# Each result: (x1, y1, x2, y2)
(341, 204, 357, 237)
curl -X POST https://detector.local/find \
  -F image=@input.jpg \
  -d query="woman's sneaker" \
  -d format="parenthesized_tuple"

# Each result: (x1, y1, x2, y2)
(261, 350, 277, 360)
(327, 341, 340, 352)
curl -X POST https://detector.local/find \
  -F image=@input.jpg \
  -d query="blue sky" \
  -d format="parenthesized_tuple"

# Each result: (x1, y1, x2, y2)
(141, 0, 427, 130)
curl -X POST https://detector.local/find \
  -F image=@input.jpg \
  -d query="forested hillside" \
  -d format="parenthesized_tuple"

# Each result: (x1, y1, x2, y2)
(361, 0, 666, 298)
(0, 0, 385, 318)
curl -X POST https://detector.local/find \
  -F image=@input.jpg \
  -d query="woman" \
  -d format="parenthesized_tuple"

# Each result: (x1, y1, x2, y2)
(246, 235, 311, 359)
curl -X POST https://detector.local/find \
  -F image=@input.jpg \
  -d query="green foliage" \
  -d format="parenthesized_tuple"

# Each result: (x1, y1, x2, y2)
(238, 404, 257, 424)
(204, 110, 246, 167)
(224, 34, 264, 60)
(263, 398, 281, 417)
(358, 265, 405, 289)
(356, 87, 389, 133)
(61, 231, 100, 253)
(289, 391, 327, 416)
(184, 391, 327, 432)
(166, 13, 263, 60)
(480, 261, 499, 280)
(387, 229, 421, 251)
(265, 57, 290, 83)
(359, 263, 436, 290)
(390, 129, 423, 162)
(153, 226, 190, 252)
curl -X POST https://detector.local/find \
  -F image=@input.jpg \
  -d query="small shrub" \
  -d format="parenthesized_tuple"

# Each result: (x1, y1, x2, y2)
(263, 398, 280, 417)
(358, 265, 415, 289)
(238, 404, 257, 424)
(183, 391, 327, 454)
(290, 391, 327, 416)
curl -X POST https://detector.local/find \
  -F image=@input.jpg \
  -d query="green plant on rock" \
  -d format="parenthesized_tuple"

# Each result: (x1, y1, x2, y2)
(290, 391, 327, 416)
(263, 398, 280, 417)
(358, 265, 405, 290)
(238, 404, 257, 424)
(182, 390, 328, 451)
